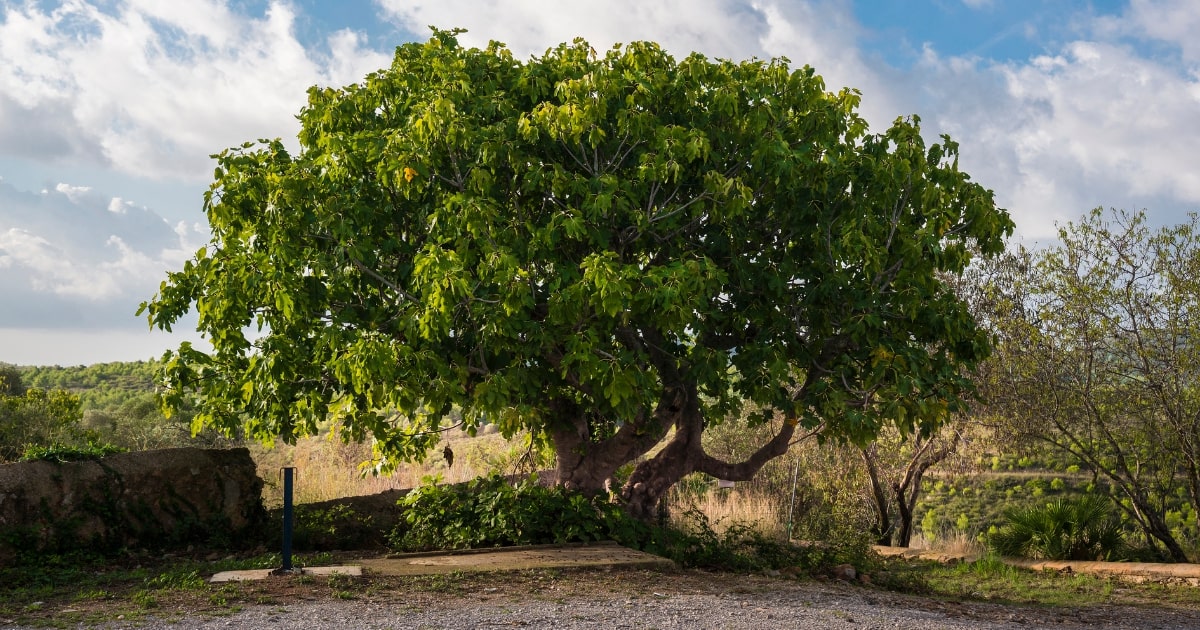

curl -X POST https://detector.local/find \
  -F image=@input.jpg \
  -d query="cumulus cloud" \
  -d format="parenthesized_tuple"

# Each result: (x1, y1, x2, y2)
(913, 5, 1200, 238)
(1099, 0, 1200, 65)
(0, 0, 391, 181)
(0, 179, 207, 327)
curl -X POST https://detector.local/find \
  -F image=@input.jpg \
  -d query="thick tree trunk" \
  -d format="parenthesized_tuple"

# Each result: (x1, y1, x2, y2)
(895, 496, 915, 548)
(554, 326, 812, 523)
(895, 477, 921, 547)
(619, 384, 701, 520)
(621, 382, 802, 521)
(547, 393, 674, 497)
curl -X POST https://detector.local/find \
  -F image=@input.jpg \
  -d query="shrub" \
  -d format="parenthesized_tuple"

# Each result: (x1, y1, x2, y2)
(19, 441, 127, 463)
(988, 495, 1124, 561)
(388, 473, 873, 575)
(390, 474, 630, 551)
(291, 505, 378, 551)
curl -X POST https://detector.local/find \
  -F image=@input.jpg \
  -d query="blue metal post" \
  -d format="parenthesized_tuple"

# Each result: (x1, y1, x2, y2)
(281, 466, 294, 572)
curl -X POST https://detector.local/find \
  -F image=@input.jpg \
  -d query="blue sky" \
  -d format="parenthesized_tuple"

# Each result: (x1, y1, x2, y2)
(1, 0, 1198, 366)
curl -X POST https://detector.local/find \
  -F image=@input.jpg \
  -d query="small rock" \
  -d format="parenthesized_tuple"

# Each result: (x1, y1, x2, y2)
(832, 563, 857, 581)
(764, 569, 781, 577)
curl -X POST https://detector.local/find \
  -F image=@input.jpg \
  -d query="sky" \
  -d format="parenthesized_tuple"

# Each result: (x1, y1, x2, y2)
(1, 0, 1198, 366)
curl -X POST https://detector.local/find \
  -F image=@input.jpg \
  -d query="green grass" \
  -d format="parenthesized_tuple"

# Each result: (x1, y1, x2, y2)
(0, 550, 339, 627)
(878, 553, 1200, 610)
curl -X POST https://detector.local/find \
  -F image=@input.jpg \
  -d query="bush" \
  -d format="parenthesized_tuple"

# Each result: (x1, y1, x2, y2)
(291, 505, 379, 551)
(390, 474, 632, 551)
(988, 495, 1124, 561)
(20, 441, 127, 463)
(389, 473, 874, 576)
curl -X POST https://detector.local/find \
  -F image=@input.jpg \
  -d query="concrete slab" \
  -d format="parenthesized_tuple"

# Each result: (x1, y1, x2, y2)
(361, 541, 675, 576)
(208, 543, 672, 582)
(209, 565, 363, 583)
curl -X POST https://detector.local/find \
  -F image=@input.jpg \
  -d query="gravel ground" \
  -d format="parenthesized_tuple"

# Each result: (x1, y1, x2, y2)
(53, 571, 1200, 630)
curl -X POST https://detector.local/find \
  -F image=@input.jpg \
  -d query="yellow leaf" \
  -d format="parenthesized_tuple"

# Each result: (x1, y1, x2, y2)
(404, 167, 417, 182)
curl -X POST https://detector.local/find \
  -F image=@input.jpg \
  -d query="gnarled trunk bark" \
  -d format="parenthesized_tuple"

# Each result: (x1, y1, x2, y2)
(620, 381, 804, 521)
(548, 393, 673, 496)
(551, 326, 817, 522)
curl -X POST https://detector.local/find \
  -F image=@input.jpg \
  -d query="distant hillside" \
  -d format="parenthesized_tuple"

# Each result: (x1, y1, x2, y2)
(16, 361, 161, 410)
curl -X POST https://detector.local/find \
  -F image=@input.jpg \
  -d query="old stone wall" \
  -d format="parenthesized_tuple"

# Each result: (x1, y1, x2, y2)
(0, 447, 265, 561)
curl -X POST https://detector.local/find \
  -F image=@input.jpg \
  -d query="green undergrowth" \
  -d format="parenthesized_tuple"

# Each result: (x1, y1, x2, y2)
(388, 473, 873, 575)
(914, 469, 1198, 560)
(0, 549, 341, 626)
(880, 553, 1200, 610)
(19, 441, 128, 463)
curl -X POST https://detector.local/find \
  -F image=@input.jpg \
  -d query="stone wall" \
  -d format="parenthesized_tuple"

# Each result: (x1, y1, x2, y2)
(0, 447, 265, 561)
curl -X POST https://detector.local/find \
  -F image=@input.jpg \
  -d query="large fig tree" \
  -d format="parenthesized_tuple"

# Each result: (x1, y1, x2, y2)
(141, 30, 1011, 518)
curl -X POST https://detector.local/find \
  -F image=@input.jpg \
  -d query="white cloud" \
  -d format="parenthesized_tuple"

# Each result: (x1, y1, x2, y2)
(913, 30, 1200, 239)
(0, 0, 392, 181)
(1098, 0, 1200, 65)
(0, 179, 208, 325)
(379, 0, 768, 61)
(962, 0, 994, 8)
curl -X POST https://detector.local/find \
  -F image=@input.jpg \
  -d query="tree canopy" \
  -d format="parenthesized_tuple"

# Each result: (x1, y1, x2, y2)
(141, 30, 1011, 516)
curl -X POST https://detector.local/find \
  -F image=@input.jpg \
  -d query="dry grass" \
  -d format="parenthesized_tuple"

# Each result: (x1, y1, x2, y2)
(907, 529, 986, 556)
(671, 487, 787, 539)
(249, 425, 549, 507)
(248, 425, 789, 546)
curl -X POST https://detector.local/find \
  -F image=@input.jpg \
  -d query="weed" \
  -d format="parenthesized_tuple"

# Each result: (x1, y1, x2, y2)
(73, 589, 112, 602)
(144, 568, 206, 590)
(390, 474, 632, 551)
(19, 441, 127, 463)
(326, 572, 362, 600)
(130, 589, 157, 609)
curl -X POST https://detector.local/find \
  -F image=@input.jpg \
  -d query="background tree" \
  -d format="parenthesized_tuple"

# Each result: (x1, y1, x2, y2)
(977, 208, 1200, 562)
(0, 364, 26, 397)
(0, 386, 84, 461)
(141, 30, 1012, 517)
(860, 422, 964, 547)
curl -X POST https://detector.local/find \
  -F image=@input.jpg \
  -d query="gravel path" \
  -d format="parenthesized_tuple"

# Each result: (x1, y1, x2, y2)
(70, 577, 1200, 630)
